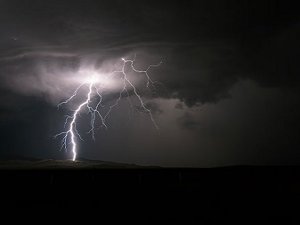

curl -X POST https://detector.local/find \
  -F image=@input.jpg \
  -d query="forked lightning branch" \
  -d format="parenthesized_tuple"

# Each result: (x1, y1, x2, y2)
(54, 56, 162, 161)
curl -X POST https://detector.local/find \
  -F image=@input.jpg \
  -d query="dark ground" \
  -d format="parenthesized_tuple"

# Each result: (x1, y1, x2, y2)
(0, 160, 299, 223)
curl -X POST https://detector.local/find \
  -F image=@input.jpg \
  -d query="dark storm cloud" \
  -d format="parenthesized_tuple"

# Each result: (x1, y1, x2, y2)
(241, 24, 300, 88)
(0, 0, 299, 107)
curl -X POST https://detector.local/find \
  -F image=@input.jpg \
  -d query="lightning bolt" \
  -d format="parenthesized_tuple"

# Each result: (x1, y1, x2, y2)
(55, 55, 162, 161)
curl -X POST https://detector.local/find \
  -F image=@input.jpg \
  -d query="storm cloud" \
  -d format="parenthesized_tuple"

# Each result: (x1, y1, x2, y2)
(1, 0, 298, 106)
(0, 0, 299, 166)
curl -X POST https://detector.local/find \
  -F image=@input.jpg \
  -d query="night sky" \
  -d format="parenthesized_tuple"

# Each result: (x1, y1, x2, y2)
(0, 0, 299, 167)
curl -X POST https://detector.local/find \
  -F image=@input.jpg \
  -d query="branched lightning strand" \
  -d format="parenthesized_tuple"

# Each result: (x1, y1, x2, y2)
(55, 56, 162, 161)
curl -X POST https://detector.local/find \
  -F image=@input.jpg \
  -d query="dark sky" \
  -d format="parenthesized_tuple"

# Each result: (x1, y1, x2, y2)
(0, 0, 299, 166)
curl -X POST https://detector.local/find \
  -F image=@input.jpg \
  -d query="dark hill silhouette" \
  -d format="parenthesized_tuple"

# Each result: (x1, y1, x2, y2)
(0, 159, 299, 223)
(0, 157, 158, 169)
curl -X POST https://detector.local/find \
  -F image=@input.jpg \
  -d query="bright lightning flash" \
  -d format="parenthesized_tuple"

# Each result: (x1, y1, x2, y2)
(54, 56, 162, 161)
